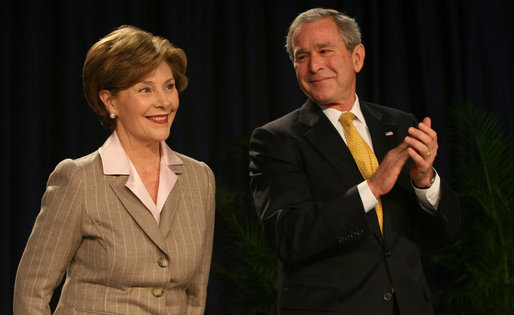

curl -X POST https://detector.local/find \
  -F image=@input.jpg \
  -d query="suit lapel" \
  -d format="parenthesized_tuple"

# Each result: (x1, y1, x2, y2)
(109, 176, 171, 256)
(300, 102, 382, 242)
(361, 102, 400, 164)
(158, 164, 184, 238)
(361, 102, 403, 241)
(300, 100, 364, 188)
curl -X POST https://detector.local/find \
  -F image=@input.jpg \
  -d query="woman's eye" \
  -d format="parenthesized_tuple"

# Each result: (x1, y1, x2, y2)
(139, 87, 150, 93)
(166, 83, 175, 90)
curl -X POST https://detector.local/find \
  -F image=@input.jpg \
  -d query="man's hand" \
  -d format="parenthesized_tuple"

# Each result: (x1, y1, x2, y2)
(404, 117, 437, 188)
(368, 142, 410, 198)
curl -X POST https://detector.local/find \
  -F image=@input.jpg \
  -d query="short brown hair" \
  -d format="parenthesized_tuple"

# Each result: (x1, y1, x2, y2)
(83, 25, 188, 130)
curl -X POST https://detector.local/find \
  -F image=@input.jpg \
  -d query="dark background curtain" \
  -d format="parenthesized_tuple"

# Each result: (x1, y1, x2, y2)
(1, 0, 512, 313)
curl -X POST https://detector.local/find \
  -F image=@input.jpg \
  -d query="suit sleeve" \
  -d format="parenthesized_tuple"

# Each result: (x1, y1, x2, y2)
(13, 159, 84, 315)
(429, 177, 461, 238)
(186, 163, 215, 315)
(403, 112, 461, 239)
(249, 126, 370, 265)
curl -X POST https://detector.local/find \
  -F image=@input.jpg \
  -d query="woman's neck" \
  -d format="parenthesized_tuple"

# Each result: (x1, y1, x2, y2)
(116, 131, 161, 166)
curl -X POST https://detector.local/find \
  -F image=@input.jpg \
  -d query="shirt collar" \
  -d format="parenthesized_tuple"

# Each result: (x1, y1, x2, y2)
(99, 131, 183, 175)
(320, 95, 368, 128)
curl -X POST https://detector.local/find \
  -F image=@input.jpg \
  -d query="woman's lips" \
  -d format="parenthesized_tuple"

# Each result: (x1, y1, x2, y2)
(145, 114, 168, 124)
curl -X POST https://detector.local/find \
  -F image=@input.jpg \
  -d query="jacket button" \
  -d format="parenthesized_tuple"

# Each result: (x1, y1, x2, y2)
(152, 287, 164, 297)
(383, 292, 393, 302)
(158, 256, 169, 267)
(385, 249, 391, 258)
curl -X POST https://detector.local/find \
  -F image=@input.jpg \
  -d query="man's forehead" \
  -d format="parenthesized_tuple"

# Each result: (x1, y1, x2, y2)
(293, 28, 346, 55)
(293, 19, 340, 43)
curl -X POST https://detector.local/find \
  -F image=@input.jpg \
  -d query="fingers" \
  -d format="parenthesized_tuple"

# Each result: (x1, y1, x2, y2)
(404, 117, 438, 162)
(407, 147, 432, 166)
(417, 117, 436, 145)
(368, 142, 410, 198)
(405, 117, 439, 186)
(386, 142, 410, 167)
(391, 141, 409, 155)
(420, 116, 431, 129)
(395, 142, 411, 163)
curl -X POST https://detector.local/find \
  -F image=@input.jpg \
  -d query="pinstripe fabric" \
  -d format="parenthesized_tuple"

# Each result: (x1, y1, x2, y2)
(13, 150, 215, 315)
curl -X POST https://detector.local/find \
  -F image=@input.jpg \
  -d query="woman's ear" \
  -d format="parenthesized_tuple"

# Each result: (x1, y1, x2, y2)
(99, 90, 118, 116)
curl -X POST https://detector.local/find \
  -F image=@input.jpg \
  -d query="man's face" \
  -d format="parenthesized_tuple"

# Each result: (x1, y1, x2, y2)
(293, 18, 364, 108)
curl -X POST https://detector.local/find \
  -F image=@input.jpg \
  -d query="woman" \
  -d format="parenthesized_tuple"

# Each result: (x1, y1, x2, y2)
(13, 25, 215, 314)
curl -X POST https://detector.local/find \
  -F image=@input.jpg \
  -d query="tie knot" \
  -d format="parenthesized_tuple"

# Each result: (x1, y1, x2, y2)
(339, 112, 355, 126)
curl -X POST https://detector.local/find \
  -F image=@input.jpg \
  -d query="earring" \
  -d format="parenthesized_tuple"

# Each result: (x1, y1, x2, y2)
(109, 113, 116, 119)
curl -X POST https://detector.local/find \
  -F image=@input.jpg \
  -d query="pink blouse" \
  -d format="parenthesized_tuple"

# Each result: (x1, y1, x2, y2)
(98, 132, 183, 223)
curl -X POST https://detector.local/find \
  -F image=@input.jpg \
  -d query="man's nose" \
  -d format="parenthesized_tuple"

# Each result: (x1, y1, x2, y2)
(308, 54, 322, 73)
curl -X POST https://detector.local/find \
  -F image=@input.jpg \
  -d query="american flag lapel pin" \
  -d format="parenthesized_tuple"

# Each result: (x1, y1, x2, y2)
(385, 131, 394, 136)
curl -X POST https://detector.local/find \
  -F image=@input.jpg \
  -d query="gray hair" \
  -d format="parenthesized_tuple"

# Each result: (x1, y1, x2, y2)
(285, 8, 362, 61)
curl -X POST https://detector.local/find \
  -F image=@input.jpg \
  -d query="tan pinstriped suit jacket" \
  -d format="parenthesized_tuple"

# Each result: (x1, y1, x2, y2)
(13, 149, 215, 314)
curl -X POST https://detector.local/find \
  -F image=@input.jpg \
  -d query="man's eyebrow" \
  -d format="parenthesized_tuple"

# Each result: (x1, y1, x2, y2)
(295, 42, 332, 55)
(294, 48, 307, 56)
(313, 42, 332, 49)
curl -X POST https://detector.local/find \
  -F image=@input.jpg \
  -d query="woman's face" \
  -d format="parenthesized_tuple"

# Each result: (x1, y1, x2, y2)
(102, 61, 179, 148)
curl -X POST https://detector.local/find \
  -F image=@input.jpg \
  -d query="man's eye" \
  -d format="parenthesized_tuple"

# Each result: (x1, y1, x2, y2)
(295, 55, 306, 62)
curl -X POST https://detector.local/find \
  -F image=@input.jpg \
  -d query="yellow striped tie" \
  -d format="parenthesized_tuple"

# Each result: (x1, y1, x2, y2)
(339, 112, 383, 234)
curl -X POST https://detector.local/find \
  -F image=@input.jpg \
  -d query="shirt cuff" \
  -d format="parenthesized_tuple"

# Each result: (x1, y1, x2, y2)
(413, 169, 442, 213)
(357, 181, 379, 213)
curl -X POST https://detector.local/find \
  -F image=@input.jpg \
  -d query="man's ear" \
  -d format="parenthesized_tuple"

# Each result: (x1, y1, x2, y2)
(352, 44, 365, 73)
(99, 90, 118, 116)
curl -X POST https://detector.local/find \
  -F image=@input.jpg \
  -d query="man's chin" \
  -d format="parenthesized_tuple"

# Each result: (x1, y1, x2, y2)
(308, 95, 332, 106)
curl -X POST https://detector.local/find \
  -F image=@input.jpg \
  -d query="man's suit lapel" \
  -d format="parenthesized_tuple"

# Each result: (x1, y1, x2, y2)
(360, 102, 400, 164)
(299, 101, 384, 241)
(300, 100, 363, 188)
(361, 102, 403, 241)
(109, 176, 171, 256)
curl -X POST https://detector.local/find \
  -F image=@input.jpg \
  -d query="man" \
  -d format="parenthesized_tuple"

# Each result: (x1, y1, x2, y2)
(249, 8, 460, 314)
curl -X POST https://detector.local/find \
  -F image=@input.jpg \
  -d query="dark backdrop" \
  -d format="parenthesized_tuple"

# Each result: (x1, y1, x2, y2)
(1, 0, 513, 313)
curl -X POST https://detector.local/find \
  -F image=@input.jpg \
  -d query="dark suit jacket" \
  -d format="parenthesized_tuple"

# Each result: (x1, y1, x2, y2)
(249, 99, 460, 314)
